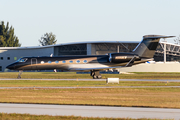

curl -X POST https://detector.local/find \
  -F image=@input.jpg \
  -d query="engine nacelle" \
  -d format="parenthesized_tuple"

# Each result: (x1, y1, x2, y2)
(108, 53, 139, 63)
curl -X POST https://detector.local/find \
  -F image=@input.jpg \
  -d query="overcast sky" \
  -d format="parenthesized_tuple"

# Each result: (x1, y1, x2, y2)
(1, 0, 180, 46)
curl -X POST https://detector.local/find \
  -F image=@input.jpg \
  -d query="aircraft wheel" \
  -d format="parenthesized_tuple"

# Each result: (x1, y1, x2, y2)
(93, 75, 97, 79)
(17, 76, 21, 79)
(97, 75, 102, 79)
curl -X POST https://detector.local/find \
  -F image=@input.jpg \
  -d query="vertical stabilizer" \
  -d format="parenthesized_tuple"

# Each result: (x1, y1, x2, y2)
(133, 35, 175, 58)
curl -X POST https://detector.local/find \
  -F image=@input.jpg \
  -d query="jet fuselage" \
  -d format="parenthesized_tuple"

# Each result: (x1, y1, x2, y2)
(6, 53, 144, 71)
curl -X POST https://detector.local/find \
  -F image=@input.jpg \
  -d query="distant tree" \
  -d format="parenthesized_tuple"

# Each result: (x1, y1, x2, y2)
(174, 35, 180, 45)
(0, 21, 21, 47)
(39, 32, 57, 46)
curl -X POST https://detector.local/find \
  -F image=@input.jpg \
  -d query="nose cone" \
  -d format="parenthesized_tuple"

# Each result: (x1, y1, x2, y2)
(6, 63, 16, 70)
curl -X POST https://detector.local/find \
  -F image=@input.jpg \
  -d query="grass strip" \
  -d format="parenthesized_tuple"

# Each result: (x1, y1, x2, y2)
(1, 72, 180, 79)
(0, 113, 164, 120)
(1, 88, 180, 109)
(0, 80, 179, 87)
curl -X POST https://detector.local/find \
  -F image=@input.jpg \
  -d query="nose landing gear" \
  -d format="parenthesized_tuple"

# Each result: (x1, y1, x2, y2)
(17, 70, 23, 79)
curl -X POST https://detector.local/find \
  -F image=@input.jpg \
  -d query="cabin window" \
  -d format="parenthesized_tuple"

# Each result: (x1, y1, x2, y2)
(62, 60, 66, 63)
(0, 66, 2, 71)
(48, 61, 52, 64)
(83, 60, 87, 63)
(41, 61, 44, 64)
(7, 57, 10, 60)
(69, 60, 73, 63)
(55, 61, 59, 63)
(76, 60, 80, 63)
(1, 57, 3, 60)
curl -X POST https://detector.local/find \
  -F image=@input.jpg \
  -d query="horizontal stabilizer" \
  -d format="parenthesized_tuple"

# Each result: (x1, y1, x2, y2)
(143, 35, 175, 39)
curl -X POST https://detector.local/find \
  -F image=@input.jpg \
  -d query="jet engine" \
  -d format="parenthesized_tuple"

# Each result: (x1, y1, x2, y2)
(108, 53, 138, 63)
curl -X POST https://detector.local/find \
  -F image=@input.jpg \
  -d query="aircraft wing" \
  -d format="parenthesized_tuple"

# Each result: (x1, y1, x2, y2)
(68, 66, 123, 71)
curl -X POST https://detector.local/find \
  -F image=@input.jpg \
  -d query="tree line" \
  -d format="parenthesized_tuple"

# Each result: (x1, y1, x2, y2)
(0, 21, 57, 47)
(0, 21, 21, 47)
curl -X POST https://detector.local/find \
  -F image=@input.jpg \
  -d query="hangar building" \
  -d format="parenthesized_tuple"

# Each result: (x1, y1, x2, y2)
(0, 41, 180, 72)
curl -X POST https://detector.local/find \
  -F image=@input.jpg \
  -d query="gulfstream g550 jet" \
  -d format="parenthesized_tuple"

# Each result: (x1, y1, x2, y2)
(6, 35, 174, 79)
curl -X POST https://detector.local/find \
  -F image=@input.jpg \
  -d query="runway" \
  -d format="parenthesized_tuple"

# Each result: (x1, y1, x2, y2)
(1, 78, 180, 82)
(0, 103, 180, 119)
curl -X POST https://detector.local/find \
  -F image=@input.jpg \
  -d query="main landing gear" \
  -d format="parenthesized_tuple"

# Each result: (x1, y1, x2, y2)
(90, 70, 102, 79)
(17, 70, 23, 79)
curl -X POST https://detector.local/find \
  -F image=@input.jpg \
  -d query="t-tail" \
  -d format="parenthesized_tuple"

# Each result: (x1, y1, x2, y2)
(133, 35, 175, 58)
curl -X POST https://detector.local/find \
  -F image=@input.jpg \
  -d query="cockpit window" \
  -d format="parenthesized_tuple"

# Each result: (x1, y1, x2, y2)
(17, 58, 27, 62)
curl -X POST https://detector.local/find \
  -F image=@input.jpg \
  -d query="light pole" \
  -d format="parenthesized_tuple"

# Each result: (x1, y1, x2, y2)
(164, 39, 167, 63)
(117, 45, 119, 53)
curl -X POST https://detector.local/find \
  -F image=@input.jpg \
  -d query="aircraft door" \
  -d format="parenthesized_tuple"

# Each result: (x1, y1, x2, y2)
(31, 58, 37, 69)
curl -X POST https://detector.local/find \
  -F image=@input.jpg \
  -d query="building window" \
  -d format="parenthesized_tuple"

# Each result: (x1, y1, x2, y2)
(76, 60, 80, 63)
(7, 57, 10, 60)
(48, 61, 52, 64)
(0, 57, 3, 60)
(62, 60, 66, 63)
(0, 66, 2, 71)
(55, 61, 59, 63)
(55, 44, 87, 55)
(69, 60, 73, 63)
(14, 57, 17, 60)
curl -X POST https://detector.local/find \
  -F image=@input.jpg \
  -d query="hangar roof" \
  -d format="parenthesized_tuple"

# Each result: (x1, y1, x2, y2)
(0, 40, 139, 50)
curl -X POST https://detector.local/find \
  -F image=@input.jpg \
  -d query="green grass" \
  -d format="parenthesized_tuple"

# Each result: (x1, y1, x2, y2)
(1, 88, 180, 109)
(0, 80, 179, 87)
(0, 113, 164, 120)
(1, 72, 180, 79)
